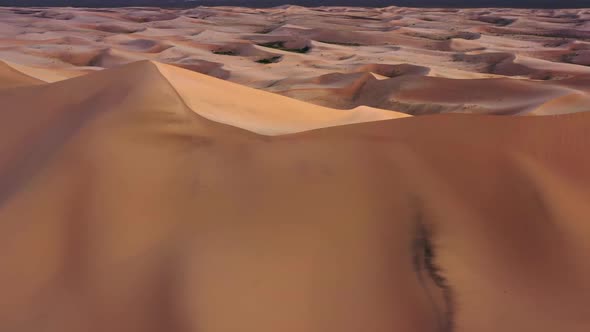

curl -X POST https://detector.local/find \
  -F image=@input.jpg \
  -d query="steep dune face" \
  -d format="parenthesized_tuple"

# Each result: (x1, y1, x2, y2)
(0, 60, 44, 88)
(1, 6, 589, 115)
(154, 62, 407, 134)
(2, 61, 91, 83)
(0, 60, 590, 331)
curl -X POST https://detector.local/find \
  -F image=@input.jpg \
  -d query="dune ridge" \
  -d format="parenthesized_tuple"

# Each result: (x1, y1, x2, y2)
(153, 61, 408, 134)
(0, 55, 589, 331)
(0, 59, 409, 135)
(0, 60, 44, 88)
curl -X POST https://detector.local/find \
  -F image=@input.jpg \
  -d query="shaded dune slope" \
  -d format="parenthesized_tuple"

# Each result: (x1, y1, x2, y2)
(0, 59, 589, 332)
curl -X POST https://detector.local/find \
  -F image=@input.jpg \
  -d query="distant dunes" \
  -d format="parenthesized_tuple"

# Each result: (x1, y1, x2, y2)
(1, 6, 589, 115)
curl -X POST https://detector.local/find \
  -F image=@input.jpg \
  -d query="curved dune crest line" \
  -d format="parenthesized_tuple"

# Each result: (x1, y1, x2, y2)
(0, 61, 44, 89)
(2, 61, 88, 83)
(152, 61, 409, 135)
(0, 60, 408, 135)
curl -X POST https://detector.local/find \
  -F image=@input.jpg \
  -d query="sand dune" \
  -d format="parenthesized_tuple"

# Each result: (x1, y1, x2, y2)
(0, 56, 589, 331)
(0, 60, 408, 135)
(0, 60, 44, 88)
(4, 61, 94, 82)
(154, 61, 407, 134)
(0, 5, 590, 331)
(0, 6, 589, 115)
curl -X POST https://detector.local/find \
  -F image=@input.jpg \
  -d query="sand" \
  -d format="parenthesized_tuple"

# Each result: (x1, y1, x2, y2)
(0, 5, 589, 332)
(0, 58, 589, 331)
(0, 60, 44, 88)
(0, 6, 589, 114)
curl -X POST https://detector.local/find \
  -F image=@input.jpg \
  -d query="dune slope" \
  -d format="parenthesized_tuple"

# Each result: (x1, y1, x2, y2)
(0, 60, 44, 89)
(154, 61, 408, 134)
(0, 58, 589, 332)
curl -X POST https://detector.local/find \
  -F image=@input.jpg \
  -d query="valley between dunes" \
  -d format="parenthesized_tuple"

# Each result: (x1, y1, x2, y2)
(0, 5, 590, 332)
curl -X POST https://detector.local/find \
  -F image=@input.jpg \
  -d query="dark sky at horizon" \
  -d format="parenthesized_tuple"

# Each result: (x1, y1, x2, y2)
(0, 0, 587, 8)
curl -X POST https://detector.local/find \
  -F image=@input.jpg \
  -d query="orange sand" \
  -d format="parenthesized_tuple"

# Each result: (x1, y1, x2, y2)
(0, 6, 589, 332)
